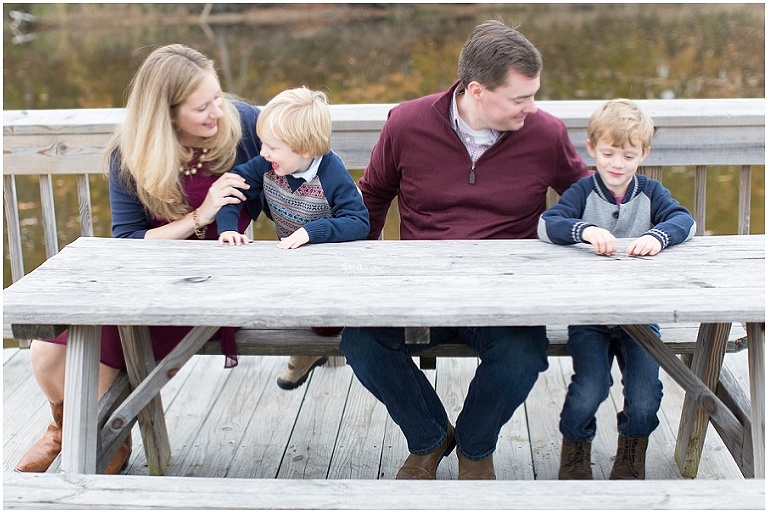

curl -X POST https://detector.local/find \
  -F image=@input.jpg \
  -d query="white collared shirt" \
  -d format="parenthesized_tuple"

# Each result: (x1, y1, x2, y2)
(451, 88, 501, 163)
(290, 156, 323, 182)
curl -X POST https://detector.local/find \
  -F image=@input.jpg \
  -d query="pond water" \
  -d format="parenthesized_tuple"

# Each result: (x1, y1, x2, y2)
(3, 3, 765, 289)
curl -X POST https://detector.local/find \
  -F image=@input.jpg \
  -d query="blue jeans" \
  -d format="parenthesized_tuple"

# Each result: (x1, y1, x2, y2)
(559, 324, 663, 442)
(341, 326, 549, 460)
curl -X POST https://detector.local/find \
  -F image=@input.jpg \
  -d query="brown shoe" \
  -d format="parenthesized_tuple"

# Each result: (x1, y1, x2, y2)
(609, 435, 648, 480)
(104, 433, 132, 474)
(396, 424, 456, 479)
(457, 449, 496, 480)
(15, 402, 64, 473)
(559, 438, 593, 479)
(276, 355, 328, 390)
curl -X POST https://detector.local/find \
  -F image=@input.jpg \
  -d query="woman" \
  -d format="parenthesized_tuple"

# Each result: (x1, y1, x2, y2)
(16, 44, 262, 474)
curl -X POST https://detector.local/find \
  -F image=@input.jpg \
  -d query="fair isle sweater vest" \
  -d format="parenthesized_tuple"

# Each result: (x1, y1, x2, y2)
(263, 170, 333, 239)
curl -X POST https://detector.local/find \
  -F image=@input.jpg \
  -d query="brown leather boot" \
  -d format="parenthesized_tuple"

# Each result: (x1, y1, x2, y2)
(15, 402, 64, 472)
(104, 433, 132, 474)
(457, 450, 496, 480)
(609, 435, 648, 480)
(396, 424, 456, 479)
(558, 438, 593, 479)
(276, 355, 328, 390)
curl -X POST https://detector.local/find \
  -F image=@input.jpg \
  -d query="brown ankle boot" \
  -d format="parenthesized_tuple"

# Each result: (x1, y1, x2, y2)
(396, 425, 456, 479)
(559, 438, 593, 479)
(104, 433, 132, 474)
(457, 450, 496, 480)
(15, 402, 64, 472)
(609, 435, 648, 479)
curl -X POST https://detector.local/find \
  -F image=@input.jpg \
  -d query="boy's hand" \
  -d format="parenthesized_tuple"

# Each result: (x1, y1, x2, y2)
(627, 234, 662, 256)
(277, 228, 310, 250)
(218, 231, 250, 246)
(581, 226, 617, 255)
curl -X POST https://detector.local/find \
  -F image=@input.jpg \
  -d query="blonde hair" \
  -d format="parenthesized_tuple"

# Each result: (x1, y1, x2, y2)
(587, 99, 655, 151)
(256, 87, 331, 157)
(104, 44, 242, 222)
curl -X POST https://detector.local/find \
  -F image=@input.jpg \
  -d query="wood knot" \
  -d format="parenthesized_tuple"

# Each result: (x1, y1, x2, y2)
(181, 276, 211, 283)
(702, 395, 717, 414)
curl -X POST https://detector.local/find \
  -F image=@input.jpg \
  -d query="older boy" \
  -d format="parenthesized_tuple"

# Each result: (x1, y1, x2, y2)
(538, 99, 696, 479)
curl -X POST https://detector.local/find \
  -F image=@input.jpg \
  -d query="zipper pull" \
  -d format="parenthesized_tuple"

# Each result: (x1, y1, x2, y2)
(469, 163, 476, 184)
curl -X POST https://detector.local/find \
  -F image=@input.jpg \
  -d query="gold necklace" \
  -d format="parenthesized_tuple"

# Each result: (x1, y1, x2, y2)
(179, 147, 209, 176)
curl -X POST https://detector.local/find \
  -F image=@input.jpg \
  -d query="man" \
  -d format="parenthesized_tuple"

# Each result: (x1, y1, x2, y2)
(340, 20, 589, 480)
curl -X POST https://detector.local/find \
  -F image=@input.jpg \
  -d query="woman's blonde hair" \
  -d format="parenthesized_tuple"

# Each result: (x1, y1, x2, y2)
(256, 87, 331, 157)
(104, 44, 242, 221)
(587, 99, 655, 151)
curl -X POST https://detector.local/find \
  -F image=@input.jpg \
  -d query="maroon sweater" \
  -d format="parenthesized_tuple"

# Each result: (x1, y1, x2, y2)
(360, 81, 589, 240)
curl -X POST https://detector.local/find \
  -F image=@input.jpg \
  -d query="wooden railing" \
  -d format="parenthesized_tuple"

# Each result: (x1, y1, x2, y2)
(3, 99, 765, 483)
(3, 98, 765, 288)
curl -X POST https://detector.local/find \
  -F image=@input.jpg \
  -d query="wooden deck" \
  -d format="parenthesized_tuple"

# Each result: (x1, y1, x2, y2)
(4, 347, 754, 481)
(4, 347, 764, 509)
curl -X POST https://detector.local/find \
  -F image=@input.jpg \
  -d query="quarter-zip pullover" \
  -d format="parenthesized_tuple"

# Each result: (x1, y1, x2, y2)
(359, 80, 589, 240)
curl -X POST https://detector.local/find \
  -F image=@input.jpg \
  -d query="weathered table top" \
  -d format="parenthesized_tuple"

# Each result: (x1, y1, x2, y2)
(4, 235, 764, 336)
(3, 234, 764, 477)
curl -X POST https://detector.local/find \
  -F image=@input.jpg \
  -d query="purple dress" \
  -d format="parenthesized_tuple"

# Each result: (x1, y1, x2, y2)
(47, 102, 263, 369)
(47, 166, 256, 369)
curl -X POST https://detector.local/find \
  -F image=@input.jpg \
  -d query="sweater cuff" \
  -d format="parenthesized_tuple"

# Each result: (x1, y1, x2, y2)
(303, 222, 326, 244)
(216, 209, 240, 234)
(645, 229, 670, 248)
(573, 222, 595, 244)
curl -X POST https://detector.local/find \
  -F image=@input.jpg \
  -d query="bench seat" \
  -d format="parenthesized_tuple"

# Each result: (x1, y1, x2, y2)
(198, 324, 748, 364)
(5, 472, 765, 510)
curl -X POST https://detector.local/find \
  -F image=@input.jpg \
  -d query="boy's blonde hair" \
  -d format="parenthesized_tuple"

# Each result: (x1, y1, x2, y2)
(587, 99, 655, 151)
(257, 87, 332, 157)
(105, 44, 242, 222)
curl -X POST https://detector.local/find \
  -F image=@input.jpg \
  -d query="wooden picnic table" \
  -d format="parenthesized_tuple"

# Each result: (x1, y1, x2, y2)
(3, 234, 764, 478)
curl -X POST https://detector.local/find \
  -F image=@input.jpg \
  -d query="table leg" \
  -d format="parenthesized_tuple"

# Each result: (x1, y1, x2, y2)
(675, 323, 730, 477)
(114, 325, 171, 475)
(747, 322, 765, 478)
(61, 325, 101, 474)
(100, 325, 219, 475)
(620, 325, 743, 457)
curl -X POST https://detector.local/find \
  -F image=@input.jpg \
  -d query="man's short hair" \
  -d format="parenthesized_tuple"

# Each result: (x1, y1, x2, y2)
(458, 20, 543, 91)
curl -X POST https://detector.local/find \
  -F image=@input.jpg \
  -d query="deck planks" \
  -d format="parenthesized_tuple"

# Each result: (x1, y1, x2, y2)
(3, 348, 751, 489)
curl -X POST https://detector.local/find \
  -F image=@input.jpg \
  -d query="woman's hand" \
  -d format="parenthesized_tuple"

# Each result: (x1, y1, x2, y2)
(197, 172, 250, 225)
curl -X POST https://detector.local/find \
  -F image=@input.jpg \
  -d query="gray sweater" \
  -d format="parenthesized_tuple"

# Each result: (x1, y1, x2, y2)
(538, 173, 695, 248)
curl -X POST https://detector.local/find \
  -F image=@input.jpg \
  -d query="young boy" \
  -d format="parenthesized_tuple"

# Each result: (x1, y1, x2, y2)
(217, 86, 370, 390)
(537, 99, 696, 480)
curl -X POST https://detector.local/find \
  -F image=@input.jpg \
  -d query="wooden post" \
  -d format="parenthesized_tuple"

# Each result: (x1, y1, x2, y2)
(61, 325, 101, 474)
(112, 326, 171, 476)
(675, 323, 731, 477)
(620, 323, 744, 471)
(747, 322, 765, 478)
